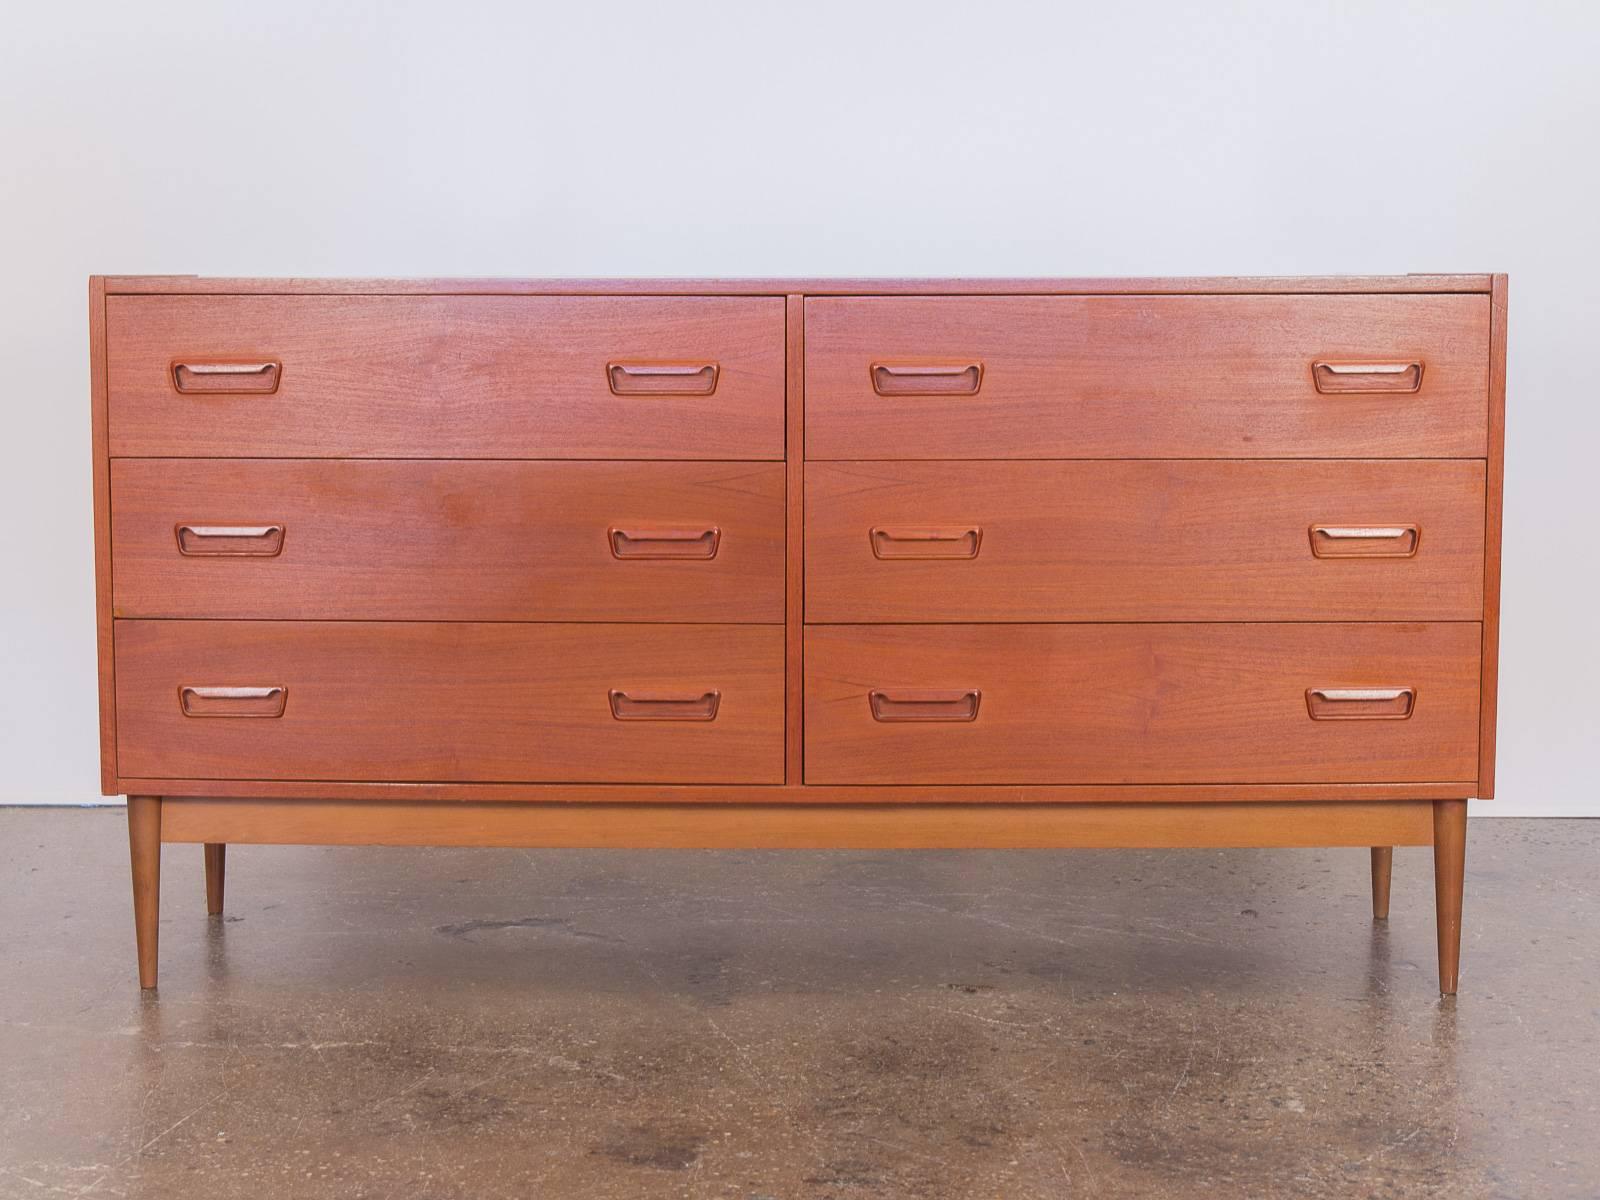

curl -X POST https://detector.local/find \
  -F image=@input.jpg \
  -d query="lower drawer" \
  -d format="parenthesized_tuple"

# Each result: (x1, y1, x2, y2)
(805, 623, 1480, 785)
(115, 622, 784, 783)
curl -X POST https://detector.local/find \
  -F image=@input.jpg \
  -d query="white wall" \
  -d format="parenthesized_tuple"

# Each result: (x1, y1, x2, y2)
(2, 1, 1594, 814)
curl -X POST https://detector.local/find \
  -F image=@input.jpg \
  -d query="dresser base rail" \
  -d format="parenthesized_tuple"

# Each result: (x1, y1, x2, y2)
(154, 797, 1433, 849)
(126, 796, 1467, 995)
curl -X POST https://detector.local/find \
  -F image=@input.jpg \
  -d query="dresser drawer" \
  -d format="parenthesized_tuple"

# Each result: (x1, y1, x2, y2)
(111, 461, 785, 621)
(805, 624, 1480, 784)
(807, 460, 1485, 622)
(106, 296, 785, 458)
(115, 622, 784, 783)
(805, 295, 1489, 459)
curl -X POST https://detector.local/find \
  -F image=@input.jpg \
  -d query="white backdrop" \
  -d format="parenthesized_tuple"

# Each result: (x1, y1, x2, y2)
(2, 1, 1594, 814)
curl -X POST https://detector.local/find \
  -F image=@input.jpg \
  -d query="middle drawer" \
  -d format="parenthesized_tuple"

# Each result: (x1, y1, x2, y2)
(111, 460, 786, 622)
(807, 460, 1485, 622)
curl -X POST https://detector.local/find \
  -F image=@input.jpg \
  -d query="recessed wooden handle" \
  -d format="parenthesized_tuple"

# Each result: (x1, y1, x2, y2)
(868, 688, 981, 722)
(1305, 687, 1415, 721)
(175, 524, 285, 557)
(179, 686, 288, 718)
(1308, 525, 1419, 559)
(607, 362, 720, 395)
(870, 362, 984, 396)
(171, 361, 282, 394)
(609, 527, 721, 560)
(1311, 361, 1424, 394)
(870, 526, 983, 560)
(608, 689, 721, 721)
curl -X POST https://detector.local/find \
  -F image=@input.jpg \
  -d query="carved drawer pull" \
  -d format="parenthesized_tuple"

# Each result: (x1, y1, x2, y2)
(870, 526, 982, 560)
(1311, 361, 1424, 394)
(1305, 687, 1416, 721)
(870, 362, 984, 396)
(608, 689, 721, 721)
(175, 524, 285, 557)
(179, 686, 288, 718)
(171, 361, 282, 394)
(869, 688, 982, 722)
(1308, 524, 1419, 559)
(607, 362, 720, 395)
(609, 527, 721, 560)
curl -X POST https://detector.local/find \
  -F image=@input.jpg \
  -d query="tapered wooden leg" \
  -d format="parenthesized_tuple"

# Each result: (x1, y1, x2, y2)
(204, 843, 226, 916)
(1432, 800, 1467, 995)
(1370, 847, 1393, 920)
(128, 795, 162, 990)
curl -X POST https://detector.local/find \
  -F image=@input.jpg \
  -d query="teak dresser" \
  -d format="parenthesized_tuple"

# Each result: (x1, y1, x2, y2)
(89, 275, 1507, 994)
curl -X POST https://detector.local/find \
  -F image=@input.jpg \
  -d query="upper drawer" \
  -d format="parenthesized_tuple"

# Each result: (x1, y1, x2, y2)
(115, 621, 784, 784)
(807, 460, 1485, 622)
(111, 460, 785, 622)
(805, 295, 1490, 459)
(106, 296, 785, 458)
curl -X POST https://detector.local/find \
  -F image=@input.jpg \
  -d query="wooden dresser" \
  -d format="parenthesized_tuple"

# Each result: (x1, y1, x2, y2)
(89, 275, 1506, 994)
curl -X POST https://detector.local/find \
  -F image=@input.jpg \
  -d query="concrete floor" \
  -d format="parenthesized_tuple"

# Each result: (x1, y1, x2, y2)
(0, 810, 1595, 1199)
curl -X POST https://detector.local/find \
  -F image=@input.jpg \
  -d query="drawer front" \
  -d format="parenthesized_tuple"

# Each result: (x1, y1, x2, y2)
(805, 295, 1489, 459)
(115, 622, 784, 783)
(807, 460, 1485, 622)
(806, 624, 1480, 784)
(112, 461, 785, 621)
(107, 295, 785, 458)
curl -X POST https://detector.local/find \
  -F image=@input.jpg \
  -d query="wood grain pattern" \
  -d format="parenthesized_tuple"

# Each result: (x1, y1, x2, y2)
(1478, 274, 1508, 798)
(106, 295, 785, 459)
(90, 278, 117, 792)
(101, 276, 1494, 297)
(785, 295, 805, 783)
(114, 622, 784, 783)
(807, 460, 1486, 622)
(110, 460, 785, 622)
(159, 798, 1435, 849)
(807, 623, 1481, 785)
(127, 795, 161, 988)
(805, 295, 1491, 460)
(1433, 799, 1468, 993)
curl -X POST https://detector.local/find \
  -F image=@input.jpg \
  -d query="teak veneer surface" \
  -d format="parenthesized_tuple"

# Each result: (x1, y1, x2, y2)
(111, 460, 785, 622)
(114, 621, 785, 784)
(1478, 275, 1508, 797)
(806, 459, 1486, 623)
(806, 623, 1481, 785)
(805, 295, 1490, 460)
(106, 295, 786, 459)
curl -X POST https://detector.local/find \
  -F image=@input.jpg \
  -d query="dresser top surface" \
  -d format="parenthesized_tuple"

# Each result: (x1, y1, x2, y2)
(95, 275, 1497, 297)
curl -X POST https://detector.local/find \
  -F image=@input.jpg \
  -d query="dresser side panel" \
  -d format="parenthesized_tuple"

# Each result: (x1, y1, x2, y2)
(1478, 274, 1508, 797)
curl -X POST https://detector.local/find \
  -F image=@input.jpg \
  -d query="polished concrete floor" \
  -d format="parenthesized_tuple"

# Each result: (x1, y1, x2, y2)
(0, 810, 1595, 1199)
